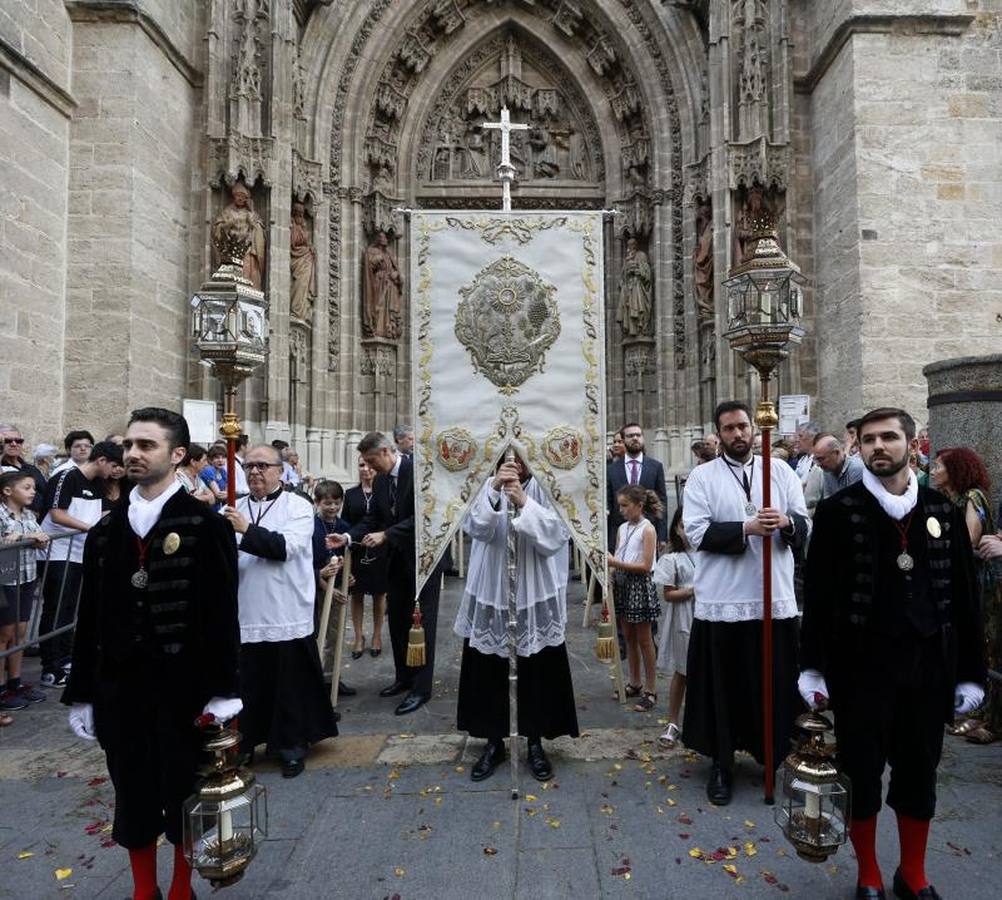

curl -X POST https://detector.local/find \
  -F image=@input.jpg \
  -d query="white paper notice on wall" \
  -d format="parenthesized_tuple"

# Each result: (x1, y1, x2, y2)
(182, 399, 218, 445)
(778, 394, 811, 435)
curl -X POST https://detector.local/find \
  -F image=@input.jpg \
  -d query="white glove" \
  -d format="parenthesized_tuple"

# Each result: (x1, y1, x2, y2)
(798, 669, 829, 710)
(954, 682, 985, 716)
(68, 703, 96, 741)
(202, 696, 243, 723)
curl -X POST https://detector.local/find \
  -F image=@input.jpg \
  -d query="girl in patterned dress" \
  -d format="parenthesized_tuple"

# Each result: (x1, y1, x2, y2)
(608, 485, 662, 711)
(652, 506, 695, 748)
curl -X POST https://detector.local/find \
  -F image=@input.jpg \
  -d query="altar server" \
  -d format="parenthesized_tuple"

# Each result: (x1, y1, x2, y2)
(223, 445, 337, 778)
(682, 400, 809, 806)
(64, 407, 241, 900)
(455, 456, 579, 782)
(801, 408, 985, 900)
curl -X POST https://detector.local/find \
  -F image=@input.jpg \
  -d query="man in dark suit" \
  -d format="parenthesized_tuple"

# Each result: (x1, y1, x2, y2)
(329, 431, 446, 715)
(607, 422, 668, 549)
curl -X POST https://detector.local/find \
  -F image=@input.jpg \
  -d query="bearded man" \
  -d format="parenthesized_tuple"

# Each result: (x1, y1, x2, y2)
(801, 407, 985, 900)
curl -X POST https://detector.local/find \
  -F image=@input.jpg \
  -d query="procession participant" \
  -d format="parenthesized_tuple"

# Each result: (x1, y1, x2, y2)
(801, 408, 985, 900)
(62, 407, 241, 900)
(223, 445, 337, 778)
(328, 432, 448, 716)
(455, 456, 578, 782)
(682, 400, 809, 806)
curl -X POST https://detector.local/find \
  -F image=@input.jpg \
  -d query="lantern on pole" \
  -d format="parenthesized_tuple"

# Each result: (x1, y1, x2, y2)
(182, 720, 268, 887)
(722, 207, 806, 805)
(775, 712, 850, 862)
(190, 232, 268, 505)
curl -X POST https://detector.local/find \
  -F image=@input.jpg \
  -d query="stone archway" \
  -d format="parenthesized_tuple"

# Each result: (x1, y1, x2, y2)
(310, 0, 707, 468)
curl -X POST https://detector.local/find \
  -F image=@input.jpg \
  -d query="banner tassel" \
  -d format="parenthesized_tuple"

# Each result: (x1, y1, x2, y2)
(406, 601, 426, 667)
(595, 604, 616, 661)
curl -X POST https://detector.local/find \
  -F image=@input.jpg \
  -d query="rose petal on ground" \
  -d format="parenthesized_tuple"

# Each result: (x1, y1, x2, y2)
(18, 852, 34, 860)
(394, 867, 405, 877)
(483, 847, 497, 856)
(55, 869, 72, 881)
(744, 842, 758, 857)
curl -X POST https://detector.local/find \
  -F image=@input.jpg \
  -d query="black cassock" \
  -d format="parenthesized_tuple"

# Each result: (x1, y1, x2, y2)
(802, 482, 985, 821)
(348, 454, 448, 696)
(63, 490, 240, 849)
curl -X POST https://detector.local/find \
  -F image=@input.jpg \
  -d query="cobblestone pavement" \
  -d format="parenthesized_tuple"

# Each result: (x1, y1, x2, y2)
(2, 575, 1000, 899)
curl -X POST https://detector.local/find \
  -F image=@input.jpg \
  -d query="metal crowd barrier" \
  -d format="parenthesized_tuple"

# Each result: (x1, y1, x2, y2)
(0, 532, 84, 660)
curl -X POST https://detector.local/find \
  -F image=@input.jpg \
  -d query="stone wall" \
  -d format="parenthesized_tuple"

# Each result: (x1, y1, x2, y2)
(0, 0, 72, 440)
(794, 0, 1002, 431)
(63, 9, 201, 434)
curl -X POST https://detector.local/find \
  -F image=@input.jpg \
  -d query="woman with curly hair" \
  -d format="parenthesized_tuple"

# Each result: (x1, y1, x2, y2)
(932, 446, 999, 743)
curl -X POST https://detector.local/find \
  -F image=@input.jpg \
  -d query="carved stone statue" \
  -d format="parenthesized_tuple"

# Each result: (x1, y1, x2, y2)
(693, 200, 714, 322)
(363, 231, 403, 340)
(733, 185, 779, 267)
(289, 200, 316, 322)
(616, 237, 654, 338)
(211, 180, 266, 289)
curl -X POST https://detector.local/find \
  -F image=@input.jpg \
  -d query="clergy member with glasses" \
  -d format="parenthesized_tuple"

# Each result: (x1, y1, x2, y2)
(223, 445, 337, 777)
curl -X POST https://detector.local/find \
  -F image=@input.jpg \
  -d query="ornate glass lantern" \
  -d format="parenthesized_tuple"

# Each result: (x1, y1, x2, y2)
(183, 721, 268, 888)
(775, 712, 850, 863)
(190, 234, 268, 390)
(722, 225, 806, 376)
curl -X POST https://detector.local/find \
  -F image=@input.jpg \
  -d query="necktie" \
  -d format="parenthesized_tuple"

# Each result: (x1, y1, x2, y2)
(742, 467, 750, 496)
(389, 475, 398, 516)
(629, 459, 639, 485)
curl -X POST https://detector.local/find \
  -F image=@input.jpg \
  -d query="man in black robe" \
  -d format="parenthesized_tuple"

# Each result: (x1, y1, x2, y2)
(329, 431, 448, 715)
(64, 407, 240, 900)
(801, 407, 985, 900)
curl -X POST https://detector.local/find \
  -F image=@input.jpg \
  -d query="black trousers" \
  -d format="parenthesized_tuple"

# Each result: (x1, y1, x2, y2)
(829, 632, 947, 821)
(39, 561, 81, 673)
(94, 678, 204, 849)
(387, 572, 441, 696)
(457, 640, 579, 741)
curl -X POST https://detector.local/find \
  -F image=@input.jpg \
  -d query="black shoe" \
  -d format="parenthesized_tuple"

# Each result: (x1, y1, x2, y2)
(370, 646, 382, 658)
(394, 692, 430, 715)
(281, 758, 305, 778)
(338, 680, 357, 697)
(379, 680, 411, 698)
(856, 887, 886, 899)
(351, 637, 366, 660)
(471, 740, 505, 782)
(527, 739, 553, 782)
(892, 869, 941, 900)
(706, 762, 733, 805)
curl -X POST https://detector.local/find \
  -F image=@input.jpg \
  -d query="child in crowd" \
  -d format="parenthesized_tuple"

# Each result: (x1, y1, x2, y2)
(653, 506, 695, 748)
(198, 444, 229, 509)
(311, 480, 355, 700)
(0, 469, 50, 722)
(608, 485, 662, 712)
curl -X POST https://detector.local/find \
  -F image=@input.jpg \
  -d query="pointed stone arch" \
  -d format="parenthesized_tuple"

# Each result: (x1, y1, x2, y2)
(304, 0, 710, 447)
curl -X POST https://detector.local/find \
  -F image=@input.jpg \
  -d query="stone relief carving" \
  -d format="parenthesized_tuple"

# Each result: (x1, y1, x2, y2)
(732, 183, 784, 267)
(211, 179, 267, 288)
(693, 199, 714, 323)
(617, 238, 654, 339)
(731, 0, 769, 141)
(416, 33, 602, 186)
(362, 231, 403, 340)
(290, 200, 316, 322)
(230, 0, 270, 137)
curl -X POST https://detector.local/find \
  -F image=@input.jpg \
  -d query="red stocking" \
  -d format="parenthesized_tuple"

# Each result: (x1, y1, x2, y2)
(127, 843, 159, 900)
(849, 816, 882, 889)
(168, 842, 194, 900)
(896, 813, 931, 892)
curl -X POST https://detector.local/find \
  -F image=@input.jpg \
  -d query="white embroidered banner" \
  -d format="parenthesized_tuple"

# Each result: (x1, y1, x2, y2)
(410, 211, 607, 593)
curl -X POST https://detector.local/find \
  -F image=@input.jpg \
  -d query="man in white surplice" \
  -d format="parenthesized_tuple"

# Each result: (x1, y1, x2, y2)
(455, 457, 580, 784)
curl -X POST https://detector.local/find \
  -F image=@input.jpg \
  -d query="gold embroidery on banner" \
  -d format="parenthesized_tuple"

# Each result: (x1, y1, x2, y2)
(455, 256, 560, 394)
(444, 215, 567, 246)
(435, 427, 478, 472)
(542, 426, 583, 470)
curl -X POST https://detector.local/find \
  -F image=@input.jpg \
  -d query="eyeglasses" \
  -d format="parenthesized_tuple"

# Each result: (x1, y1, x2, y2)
(242, 462, 283, 472)
(3, 438, 24, 445)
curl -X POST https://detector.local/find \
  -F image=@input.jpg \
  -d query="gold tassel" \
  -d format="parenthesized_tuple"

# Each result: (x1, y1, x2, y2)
(595, 605, 616, 661)
(406, 601, 426, 667)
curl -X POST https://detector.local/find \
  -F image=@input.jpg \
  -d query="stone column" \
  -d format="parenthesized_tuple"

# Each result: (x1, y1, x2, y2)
(924, 354, 1002, 510)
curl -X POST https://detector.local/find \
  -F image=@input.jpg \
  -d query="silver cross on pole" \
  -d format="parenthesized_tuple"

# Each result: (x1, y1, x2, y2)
(482, 106, 529, 212)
